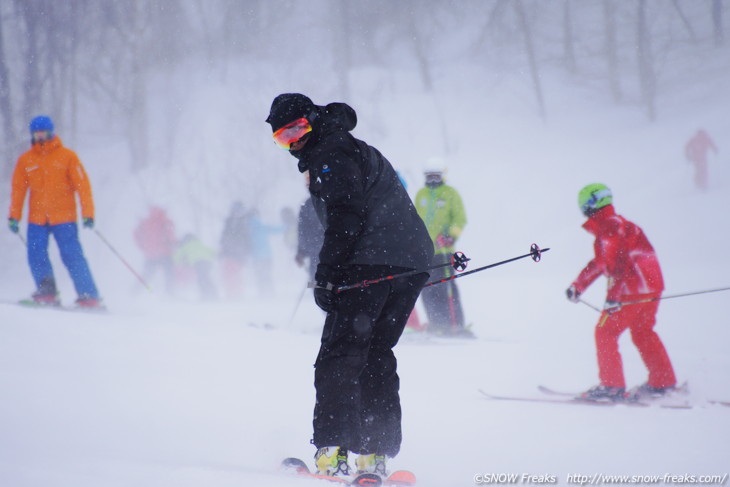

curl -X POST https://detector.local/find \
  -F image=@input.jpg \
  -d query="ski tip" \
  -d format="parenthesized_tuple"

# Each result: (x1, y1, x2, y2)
(353, 473, 382, 486)
(281, 457, 309, 474)
(385, 469, 417, 486)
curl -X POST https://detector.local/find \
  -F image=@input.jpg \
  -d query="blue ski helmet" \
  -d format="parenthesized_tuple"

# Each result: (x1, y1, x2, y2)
(29, 115, 54, 134)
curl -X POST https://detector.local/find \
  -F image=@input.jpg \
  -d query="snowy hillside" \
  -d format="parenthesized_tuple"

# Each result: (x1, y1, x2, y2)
(2, 11, 730, 487)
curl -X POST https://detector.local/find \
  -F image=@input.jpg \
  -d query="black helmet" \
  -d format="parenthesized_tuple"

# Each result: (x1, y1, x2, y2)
(266, 93, 318, 132)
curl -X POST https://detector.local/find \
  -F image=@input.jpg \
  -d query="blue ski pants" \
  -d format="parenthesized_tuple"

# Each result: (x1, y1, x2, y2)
(27, 222, 99, 299)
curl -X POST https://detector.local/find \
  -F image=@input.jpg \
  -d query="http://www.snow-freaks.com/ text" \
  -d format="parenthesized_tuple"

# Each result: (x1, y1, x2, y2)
(473, 472, 728, 485)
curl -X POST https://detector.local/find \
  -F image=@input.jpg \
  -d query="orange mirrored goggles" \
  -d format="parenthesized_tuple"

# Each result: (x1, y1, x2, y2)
(272, 118, 312, 150)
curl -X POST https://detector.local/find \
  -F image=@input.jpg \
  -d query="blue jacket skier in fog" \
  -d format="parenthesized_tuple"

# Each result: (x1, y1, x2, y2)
(266, 93, 433, 478)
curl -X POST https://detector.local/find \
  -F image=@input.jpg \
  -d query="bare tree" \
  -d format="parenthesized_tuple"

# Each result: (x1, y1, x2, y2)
(16, 0, 44, 120)
(0, 9, 15, 177)
(637, 0, 656, 121)
(514, 0, 547, 121)
(603, 0, 622, 103)
(409, 20, 433, 92)
(563, 0, 577, 74)
(671, 0, 697, 43)
(712, 0, 724, 46)
(331, 0, 352, 100)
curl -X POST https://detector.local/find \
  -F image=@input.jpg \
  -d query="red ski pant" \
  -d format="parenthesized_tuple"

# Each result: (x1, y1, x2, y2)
(692, 158, 708, 190)
(594, 300, 676, 389)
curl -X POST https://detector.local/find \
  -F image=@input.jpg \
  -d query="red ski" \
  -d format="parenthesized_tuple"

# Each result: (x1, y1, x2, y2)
(281, 458, 416, 486)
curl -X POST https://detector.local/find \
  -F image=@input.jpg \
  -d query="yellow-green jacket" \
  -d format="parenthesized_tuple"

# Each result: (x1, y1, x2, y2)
(415, 184, 466, 254)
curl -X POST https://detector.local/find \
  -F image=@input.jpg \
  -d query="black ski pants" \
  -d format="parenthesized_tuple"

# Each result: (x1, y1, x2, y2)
(420, 253, 465, 332)
(312, 265, 428, 457)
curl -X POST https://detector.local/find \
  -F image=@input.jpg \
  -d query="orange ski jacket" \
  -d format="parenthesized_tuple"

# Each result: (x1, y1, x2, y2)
(9, 136, 95, 225)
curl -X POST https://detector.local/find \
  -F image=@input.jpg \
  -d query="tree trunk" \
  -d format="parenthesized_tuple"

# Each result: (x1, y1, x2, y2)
(604, 0, 622, 103)
(514, 0, 547, 121)
(671, 0, 697, 43)
(563, 0, 577, 74)
(712, 0, 724, 46)
(18, 0, 43, 119)
(407, 8, 433, 92)
(129, 57, 149, 171)
(332, 0, 351, 100)
(0, 14, 16, 177)
(637, 0, 656, 121)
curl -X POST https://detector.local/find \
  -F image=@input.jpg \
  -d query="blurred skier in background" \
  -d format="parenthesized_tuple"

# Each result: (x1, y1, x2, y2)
(281, 206, 298, 253)
(394, 170, 425, 332)
(684, 129, 718, 191)
(266, 93, 433, 478)
(8, 115, 102, 308)
(566, 183, 676, 402)
(219, 201, 250, 299)
(134, 206, 176, 294)
(295, 172, 324, 282)
(414, 167, 470, 337)
(246, 208, 283, 297)
(174, 233, 218, 301)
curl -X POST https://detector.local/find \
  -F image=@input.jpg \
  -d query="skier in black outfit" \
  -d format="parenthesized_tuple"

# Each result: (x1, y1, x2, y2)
(266, 93, 433, 477)
(219, 201, 250, 299)
(295, 194, 324, 281)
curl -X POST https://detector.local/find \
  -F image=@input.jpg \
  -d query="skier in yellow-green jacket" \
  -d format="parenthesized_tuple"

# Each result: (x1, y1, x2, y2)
(174, 234, 218, 300)
(414, 168, 470, 337)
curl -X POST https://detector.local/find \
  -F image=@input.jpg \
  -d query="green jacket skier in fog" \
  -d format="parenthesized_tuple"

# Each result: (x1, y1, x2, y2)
(414, 169, 470, 336)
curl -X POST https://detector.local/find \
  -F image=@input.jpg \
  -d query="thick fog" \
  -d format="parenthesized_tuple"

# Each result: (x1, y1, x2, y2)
(2, 1, 727, 296)
(0, 2, 728, 486)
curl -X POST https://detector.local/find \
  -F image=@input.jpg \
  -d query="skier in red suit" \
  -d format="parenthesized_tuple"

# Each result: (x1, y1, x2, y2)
(684, 129, 718, 190)
(134, 206, 176, 293)
(566, 183, 676, 402)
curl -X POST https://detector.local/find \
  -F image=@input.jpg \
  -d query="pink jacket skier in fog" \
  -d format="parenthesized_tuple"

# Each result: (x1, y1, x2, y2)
(566, 183, 676, 402)
(684, 129, 718, 190)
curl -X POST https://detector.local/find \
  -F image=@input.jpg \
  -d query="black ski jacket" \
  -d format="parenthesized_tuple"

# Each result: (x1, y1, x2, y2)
(293, 103, 433, 282)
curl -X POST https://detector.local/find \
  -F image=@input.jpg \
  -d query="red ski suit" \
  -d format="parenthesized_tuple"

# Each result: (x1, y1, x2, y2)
(572, 205, 676, 389)
(134, 207, 176, 259)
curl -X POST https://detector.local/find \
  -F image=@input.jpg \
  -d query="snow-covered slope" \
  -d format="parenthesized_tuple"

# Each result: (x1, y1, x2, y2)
(1, 285, 728, 487)
(1, 35, 729, 487)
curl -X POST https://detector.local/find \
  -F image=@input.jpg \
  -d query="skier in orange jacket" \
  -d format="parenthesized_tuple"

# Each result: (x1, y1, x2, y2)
(8, 115, 101, 307)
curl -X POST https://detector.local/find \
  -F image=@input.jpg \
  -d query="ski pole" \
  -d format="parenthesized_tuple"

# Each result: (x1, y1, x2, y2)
(324, 251, 471, 293)
(16, 232, 27, 247)
(93, 228, 152, 291)
(578, 298, 601, 312)
(580, 286, 730, 313)
(423, 243, 549, 288)
(287, 284, 308, 327)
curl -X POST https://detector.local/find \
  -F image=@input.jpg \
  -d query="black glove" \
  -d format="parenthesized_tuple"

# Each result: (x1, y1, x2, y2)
(83, 217, 94, 229)
(566, 285, 580, 303)
(314, 282, 337, 313)
(314, 264, 339, 313)
(603, 300, 622, 314)
(8, 218, 19, 233)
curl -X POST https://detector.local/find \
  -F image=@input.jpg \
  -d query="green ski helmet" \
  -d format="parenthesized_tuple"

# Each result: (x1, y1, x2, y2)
(578, 183, 613, 216)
